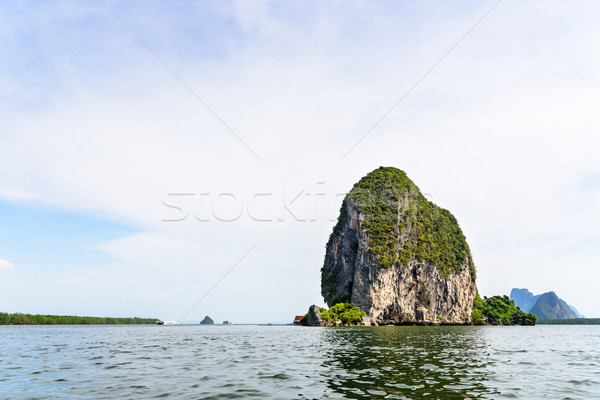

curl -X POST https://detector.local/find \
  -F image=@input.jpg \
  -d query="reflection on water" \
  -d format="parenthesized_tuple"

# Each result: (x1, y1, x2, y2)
(1, 325, 599, 399)
(320, 326, 497, 399)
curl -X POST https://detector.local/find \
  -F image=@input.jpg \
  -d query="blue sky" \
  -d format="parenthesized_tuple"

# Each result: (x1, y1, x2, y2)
(2, 0, 600, 321)
(0, 200, 134, 269)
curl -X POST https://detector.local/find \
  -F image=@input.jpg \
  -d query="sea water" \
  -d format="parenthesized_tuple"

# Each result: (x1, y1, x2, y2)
(1, 324, 599, 399)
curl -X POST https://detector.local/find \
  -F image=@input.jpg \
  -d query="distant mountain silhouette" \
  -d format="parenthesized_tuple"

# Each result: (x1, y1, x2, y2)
(567, 304, 585, 318)
(510, 289, 582, 320)
(509, 288, 539, 313)
(530, 292, 578, 319)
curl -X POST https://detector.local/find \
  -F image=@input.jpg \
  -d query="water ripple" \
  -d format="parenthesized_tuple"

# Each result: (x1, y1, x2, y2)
(0, 325, 599, 399)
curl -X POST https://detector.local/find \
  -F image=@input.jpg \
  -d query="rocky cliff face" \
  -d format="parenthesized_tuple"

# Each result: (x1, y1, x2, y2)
(321, 167, 477, 325)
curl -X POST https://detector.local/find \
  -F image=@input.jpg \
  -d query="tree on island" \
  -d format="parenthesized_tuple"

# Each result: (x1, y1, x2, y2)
(200, 315, 214, 325)
(471, 294, 537, 325)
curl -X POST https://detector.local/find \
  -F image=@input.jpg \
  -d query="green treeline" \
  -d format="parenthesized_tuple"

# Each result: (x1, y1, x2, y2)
(0, 312, 158, 325)
(472, 294, 537, 326)
(537, 318, 600, 325)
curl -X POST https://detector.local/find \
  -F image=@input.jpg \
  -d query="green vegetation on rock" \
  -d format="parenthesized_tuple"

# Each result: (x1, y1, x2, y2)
(472, 295, 537, 325)
(321, 303, 367, 324)
(0, 312, 157, 325)
(329, 167, 475, 278)
(200, 315, 214, 325)
(301, 303, 366, 325)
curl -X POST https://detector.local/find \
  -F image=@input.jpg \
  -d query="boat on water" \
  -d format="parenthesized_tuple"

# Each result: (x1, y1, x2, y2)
(157, 320, 179, 325)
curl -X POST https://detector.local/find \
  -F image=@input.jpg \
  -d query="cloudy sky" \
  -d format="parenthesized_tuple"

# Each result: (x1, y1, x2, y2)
(1, 0, 599, 322)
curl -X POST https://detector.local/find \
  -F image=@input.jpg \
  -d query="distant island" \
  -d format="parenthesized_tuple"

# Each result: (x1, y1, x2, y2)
(510, 288, 583, 319)
(200, 315, 214, 325)
(305, 167, 537, 326)
(0, 312, 157, 325)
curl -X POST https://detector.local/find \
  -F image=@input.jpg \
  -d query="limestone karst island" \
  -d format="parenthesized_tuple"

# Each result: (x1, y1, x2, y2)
(302, 167, 537, 326)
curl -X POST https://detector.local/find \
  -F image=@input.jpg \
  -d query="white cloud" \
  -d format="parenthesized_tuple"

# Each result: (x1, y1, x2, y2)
(0, 258, 15, 273)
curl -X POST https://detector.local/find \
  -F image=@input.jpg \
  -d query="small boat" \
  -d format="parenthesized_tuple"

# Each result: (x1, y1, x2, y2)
(157, 320, 179, 325)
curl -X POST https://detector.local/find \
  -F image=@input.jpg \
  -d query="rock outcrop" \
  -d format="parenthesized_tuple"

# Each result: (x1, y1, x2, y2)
(307, 305, 323, 326)
(529, 291, 578, 320)
(321, 167, 477, 325)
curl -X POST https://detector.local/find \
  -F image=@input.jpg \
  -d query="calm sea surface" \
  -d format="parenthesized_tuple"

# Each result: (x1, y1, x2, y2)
(1, 324, 599, 399)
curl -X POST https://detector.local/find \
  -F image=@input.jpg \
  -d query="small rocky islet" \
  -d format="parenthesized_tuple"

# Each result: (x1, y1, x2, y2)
(302, 167, 536, 326)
